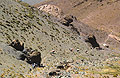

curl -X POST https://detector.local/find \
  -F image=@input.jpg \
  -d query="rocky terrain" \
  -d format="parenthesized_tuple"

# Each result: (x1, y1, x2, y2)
(0, 0, 120, 78)
(34, 0, 120, 49)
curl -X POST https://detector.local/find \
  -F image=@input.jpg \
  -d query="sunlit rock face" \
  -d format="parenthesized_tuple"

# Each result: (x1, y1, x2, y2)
(37, 4, 62, 18)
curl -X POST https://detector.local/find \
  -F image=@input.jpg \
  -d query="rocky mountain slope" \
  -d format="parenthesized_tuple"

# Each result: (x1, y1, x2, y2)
(0, 0, 120, 78)
(34, 0, 120, 49)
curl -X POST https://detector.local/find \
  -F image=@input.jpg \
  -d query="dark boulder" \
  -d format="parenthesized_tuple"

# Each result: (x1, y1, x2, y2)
(60, 15, 77, 26)
(49, 70, 60, 76)
(61, 20, 70, 26)
(9, 39, 24, 51)
(57, 65, 64, 69)
(85, 34, 100, 49)
(64, 15, 74, 23)
(26, 51, 41, 67)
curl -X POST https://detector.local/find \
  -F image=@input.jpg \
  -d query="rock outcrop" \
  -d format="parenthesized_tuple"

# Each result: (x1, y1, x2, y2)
(37, 4, 62, 18)
(9, 39, 24, 51)
(60, 15, 77, 26)
(85, 34, 100, 49)
(26, 51, 41, 66)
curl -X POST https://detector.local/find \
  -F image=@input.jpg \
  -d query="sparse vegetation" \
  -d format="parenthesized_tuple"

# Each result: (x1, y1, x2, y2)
(0, 0, 120, 78)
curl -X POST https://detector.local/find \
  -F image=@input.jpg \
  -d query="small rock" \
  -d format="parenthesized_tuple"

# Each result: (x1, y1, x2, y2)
(49, 70, 60, 76)
(77, 49, 79, 52)
(103, 43, 109, 48)
(57, 65, 64, 69)
(81, 59, 84, 62)
(69, 48, 73, 52)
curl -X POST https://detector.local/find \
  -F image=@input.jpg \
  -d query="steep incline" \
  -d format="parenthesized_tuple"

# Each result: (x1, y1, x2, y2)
(0, 0, 120, 77)
(34, 0, 120, 49)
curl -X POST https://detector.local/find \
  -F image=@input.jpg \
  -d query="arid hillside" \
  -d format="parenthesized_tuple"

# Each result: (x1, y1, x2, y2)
(34, 0, 120, 33)
(1, 0, 120, 78)
(34, 0, 120, 49)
